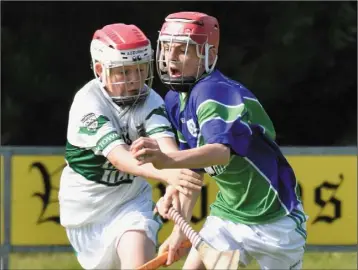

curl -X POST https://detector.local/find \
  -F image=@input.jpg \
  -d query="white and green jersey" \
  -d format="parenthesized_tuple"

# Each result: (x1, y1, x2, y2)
(59, 79, 174, 227)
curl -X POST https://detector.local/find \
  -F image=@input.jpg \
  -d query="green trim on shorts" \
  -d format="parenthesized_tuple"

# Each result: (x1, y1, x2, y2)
(290, 214, 306, 238)
(287, 214, 307, 240)
(291, 209, 307, 233)
(292, 208, 307, 222)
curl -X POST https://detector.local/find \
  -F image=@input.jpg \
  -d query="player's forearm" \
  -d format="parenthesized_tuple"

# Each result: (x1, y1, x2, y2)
(165, 143, 231, 169)
(154, 136, 191, 179)
(108, 146, 167, 184)
(139, 163, 169, 183)
(115, 160, 167, 184)
(179, 188, 201, 221)
(172, 185, 201, 234)
(173, 173, 203, 229)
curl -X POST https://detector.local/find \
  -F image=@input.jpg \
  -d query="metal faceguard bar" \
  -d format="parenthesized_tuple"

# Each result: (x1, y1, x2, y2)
(156, 33, 217, 86)
(107, 60, 154, 107)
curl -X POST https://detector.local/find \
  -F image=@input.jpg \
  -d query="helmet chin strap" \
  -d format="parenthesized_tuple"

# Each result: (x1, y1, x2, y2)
(161, 75, 197, 92)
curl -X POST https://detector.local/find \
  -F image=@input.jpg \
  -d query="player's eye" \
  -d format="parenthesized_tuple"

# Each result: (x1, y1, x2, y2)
(110, 68, 126, 77)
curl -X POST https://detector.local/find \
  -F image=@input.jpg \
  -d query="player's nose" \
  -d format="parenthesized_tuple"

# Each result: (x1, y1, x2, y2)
(126, 71, 142, 83)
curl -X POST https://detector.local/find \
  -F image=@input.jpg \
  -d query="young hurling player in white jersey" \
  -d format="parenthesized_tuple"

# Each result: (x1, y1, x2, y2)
(131, 12, 308, 269)
(58, 23, 203, 270)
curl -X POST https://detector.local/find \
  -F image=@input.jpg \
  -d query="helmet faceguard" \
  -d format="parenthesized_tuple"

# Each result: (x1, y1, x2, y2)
(156, 12, 219, 92)
(90, 23, 154, 106)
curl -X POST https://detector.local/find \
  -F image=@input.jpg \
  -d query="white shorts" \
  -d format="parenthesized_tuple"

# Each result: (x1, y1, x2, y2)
(66, 186, 162, 270)
(199, 205, 308, 270)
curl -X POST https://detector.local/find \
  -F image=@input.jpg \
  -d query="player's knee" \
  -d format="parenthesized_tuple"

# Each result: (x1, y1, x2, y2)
(183, 248, 206, 270)
(117, 230, 156, 268)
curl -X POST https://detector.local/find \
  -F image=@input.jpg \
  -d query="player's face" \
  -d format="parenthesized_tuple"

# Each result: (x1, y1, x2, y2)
(162, 42, 204, 78)
(106, 63, 149, 97)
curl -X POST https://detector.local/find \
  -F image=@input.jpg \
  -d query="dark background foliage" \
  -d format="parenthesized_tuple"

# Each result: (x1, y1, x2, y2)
(1, 1, 357, 146)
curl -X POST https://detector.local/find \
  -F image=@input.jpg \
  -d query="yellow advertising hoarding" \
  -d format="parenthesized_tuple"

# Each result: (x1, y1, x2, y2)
(287, 155, 357, 245)
(9, 154, 357, 246)
(11, 156, 68, 245)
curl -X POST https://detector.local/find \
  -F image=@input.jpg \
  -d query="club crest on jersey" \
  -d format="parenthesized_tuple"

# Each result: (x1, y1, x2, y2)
(79, 113, 109, 135)
(187, 119, 198, 137)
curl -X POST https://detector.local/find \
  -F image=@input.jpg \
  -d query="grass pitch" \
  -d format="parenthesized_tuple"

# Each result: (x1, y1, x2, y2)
(8, 251, 357, 269)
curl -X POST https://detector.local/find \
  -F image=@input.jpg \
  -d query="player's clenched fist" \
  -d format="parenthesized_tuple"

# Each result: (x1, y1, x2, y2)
(130, 137, 169, 169)
(155, 185, 179, 219)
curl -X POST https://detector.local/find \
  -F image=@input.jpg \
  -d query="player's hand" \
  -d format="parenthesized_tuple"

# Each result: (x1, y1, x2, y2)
(166, 169, 202, 196)
(158, 227, 189, 266)
(155, 186, 191, 265)
(154, 185, 179, 219)
(154, 184, 200, 219)
(130, 137, 169, 169)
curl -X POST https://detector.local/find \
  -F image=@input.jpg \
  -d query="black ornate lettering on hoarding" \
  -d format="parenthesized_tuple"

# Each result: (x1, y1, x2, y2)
(31, 163, 210, 226)
(154, 183, 208, 224)
(312, 174, 344, 224)
(30, 162, 65, 225)
(191, 185, 208, 224)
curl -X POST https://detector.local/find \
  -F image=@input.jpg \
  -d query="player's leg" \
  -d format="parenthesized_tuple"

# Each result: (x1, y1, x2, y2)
(66, 222, 116, 270)
(237, 205, 308, 269)
(110, 187, 162, 269)
(182, 215, 250, 270)
(182, 246, 206, 270)
(66, 185, 161, 270)
(116, 230, 156, 269)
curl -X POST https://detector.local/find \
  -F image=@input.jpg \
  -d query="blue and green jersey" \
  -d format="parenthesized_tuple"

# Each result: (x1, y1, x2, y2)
(164, 70, 302, 225)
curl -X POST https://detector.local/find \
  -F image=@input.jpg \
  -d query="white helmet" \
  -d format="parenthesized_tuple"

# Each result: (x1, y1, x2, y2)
(90, 23, 154, 106)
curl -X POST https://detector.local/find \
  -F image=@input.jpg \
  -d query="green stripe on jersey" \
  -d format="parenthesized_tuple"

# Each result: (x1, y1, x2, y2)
(243, 98, 276, 140)
(145, 105, 168, 121)
(179, 93, 188, 112)
(144, 105, 174, 136)
(65, 141, 107, 181)
(197, 100, 246, 128)
(94, 131, 120, 153)
(209, 155, 287, 225)
(146, 126, 173, 136)
(177, 130, 187, 143)
(65, 141, 135, 186)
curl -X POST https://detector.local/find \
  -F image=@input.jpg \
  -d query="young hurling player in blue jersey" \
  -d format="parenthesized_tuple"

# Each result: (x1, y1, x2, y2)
(131, 11, 308, 270)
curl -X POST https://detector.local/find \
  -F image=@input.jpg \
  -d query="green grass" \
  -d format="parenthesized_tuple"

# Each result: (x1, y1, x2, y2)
(8, 251, 357, 269)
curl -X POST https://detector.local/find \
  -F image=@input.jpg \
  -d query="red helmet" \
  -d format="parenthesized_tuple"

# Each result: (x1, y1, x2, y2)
(156, 12, 220, 91)
(90, 23, 154, 105)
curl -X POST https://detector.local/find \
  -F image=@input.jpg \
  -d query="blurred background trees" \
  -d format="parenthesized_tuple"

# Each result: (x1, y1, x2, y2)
(1, 1, 356, 146)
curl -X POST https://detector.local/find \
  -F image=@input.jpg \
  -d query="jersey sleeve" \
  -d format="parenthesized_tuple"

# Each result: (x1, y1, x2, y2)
(194, 83, 253, 157)
(144, 91, 175, 139)
(67, 96, 125, 157)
